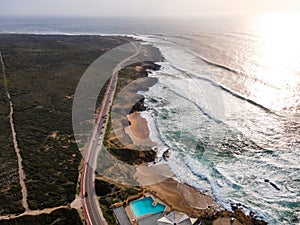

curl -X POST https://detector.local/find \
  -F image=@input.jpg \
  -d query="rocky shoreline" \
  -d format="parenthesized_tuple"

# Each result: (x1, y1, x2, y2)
(102, 43, 268, 225)
(104, 60, 161, 165)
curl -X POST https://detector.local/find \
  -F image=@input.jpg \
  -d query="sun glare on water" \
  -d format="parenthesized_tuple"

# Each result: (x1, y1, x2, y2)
(251, 12, 300, 111)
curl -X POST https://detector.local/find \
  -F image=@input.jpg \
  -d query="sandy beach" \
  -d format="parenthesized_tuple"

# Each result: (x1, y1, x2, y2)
(111, 59, 267, 224)
(128, 122, 257, 224)
(126, 111, 266, 224)
(122, 100, 220, 217)
(135, 163, 219, 217)
(125, 111, 156, 147)
(127, 112, 149, 140)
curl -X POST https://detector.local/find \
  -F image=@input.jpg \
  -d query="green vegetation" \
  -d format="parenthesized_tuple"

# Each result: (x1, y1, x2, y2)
(0, 52, 24, 214)
(115, 61, 160, 96)
(109, 148, 156, 165)
(103, 110, 156, 165)
(115, 64, 143, 94)
(0, 208, 82, 225)
(97, 59, 162, 224)
(99, 203, 117, 225)
(95, 178, 142, 225)
(0, 34, 129, 221)
(104, 61, 161, 166)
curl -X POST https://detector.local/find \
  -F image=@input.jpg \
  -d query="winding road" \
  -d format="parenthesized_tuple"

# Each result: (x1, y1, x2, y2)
(81, 42, 139, 225)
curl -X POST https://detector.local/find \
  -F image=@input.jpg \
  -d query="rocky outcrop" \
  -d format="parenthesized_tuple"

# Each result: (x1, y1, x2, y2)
(130, 97, 147, 113)
(162, 149, 170, 161)
(217, 209, 268, 225)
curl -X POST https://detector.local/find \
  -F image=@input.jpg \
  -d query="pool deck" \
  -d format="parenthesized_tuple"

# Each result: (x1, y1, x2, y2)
(144, 192, 171, 211)
(125, 204, 137, 224)
(125, 193, 171, 224)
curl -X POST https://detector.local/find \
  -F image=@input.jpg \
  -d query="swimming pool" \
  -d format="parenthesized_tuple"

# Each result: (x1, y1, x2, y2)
(130, 197, 166, 218)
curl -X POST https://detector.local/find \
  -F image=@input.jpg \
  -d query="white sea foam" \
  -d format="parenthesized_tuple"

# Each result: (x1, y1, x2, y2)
(1, 17, 299, 224)
(138, 33, 300, 225)
(139, 110, 169, 160)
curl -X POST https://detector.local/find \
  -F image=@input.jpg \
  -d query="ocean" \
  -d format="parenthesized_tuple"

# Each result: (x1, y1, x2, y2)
(0, 15, 299, 224)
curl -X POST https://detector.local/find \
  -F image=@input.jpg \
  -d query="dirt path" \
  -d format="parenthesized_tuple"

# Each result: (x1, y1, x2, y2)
(0, 51, 29, 211)
(0, 205, 70, 220)
(0, 51, 84, 223)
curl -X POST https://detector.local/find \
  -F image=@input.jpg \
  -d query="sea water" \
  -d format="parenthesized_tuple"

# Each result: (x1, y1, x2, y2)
(138, 16, 300, 224)
(1, 15, 299, 224)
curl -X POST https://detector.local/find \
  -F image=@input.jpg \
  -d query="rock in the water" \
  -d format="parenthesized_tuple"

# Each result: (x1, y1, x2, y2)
(230, 203, 239, 211)
(270, 182, 280, 191)
(265, 179, 280, 190)
(162, 149, 170, 161)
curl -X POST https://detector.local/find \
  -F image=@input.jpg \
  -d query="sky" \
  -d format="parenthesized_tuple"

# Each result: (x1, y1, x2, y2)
(1, 0, 300, 17)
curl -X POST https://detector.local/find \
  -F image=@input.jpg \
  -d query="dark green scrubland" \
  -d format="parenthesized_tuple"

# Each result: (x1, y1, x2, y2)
(0, 34, 129, 222)
(0, 51, 23, 215)
(0, 208, 82, 225)
(95, 178, 142, 225)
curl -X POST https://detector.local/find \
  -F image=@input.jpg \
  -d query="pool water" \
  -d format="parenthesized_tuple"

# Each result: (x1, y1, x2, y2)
(130, 197, 166, 218)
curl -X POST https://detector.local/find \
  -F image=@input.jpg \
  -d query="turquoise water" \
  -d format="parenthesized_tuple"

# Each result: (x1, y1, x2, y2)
(130, 197, 166, 218)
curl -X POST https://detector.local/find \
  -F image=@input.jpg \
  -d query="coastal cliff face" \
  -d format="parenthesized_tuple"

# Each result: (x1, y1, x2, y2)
(104, 60, 162, 166)
(130, 97, 147, 113)
(217, 210, 268, 225)
(98, 45, 268, 225)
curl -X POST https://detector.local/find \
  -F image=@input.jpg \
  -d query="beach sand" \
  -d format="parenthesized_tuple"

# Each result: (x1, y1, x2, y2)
(125, 111, 156, 147)
(124, 109, 220, 217)
(213, 217, 243, 225)
(113, 61, 249, 223)
(135, 163, 219, 217)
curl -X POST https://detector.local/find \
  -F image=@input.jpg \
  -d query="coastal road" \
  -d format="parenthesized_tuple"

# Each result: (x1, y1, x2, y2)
(81, 41, 140, 225)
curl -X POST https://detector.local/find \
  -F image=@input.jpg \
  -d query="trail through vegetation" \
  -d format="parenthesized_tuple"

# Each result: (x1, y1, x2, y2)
(0, 51, 29, 211)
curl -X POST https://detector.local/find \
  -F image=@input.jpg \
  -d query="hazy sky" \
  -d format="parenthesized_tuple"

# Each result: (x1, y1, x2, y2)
(1, 0, 300, 17)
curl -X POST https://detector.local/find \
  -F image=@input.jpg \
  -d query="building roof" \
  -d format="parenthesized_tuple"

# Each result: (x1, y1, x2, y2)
(157, 211, 193, 225)
(112, 206, 132, 225)
(138, 213, 164, 225)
